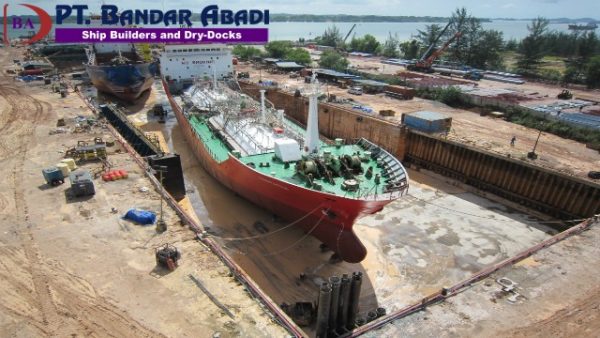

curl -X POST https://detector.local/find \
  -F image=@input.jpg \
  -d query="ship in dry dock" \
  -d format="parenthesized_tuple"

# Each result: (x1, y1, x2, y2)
(160, 44, 409, 263)
(85, 43, 158, 101)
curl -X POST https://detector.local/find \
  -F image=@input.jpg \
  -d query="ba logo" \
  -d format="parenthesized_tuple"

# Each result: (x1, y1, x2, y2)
(2, 4, 52, 44)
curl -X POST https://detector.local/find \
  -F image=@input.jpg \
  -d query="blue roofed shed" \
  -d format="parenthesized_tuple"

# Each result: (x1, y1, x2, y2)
(402, 111, 452, 133)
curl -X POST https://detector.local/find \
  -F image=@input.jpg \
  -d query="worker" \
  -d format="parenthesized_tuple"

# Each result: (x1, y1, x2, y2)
(510, 136, 516, 147)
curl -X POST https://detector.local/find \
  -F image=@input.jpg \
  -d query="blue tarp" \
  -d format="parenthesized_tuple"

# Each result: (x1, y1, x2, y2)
(123, 208, 156, 225)
(352, 105, 374, 114)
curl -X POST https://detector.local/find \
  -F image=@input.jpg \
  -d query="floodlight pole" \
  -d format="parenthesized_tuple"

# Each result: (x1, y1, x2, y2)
(153, 165, 168, 233)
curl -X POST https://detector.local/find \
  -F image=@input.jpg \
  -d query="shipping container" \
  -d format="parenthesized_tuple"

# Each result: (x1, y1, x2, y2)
(402, 111, 452, 133)
(384, 85, 415, 99)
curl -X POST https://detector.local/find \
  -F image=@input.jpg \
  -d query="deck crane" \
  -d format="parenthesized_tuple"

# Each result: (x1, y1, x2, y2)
(407, 30, 462, 73)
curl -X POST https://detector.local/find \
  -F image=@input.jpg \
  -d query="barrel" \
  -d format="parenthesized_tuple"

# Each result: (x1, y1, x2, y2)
(61, 158, 77, 170)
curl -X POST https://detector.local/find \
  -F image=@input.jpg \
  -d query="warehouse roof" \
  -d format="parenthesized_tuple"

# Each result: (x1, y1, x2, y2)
(315, 69, 358, 80)
(274, 61, 305, 69)
(352, 79, 387, 87)
(263, 58, 280, 64)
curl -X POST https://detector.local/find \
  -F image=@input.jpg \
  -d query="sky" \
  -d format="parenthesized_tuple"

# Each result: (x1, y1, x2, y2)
(6, 0, 600, 19)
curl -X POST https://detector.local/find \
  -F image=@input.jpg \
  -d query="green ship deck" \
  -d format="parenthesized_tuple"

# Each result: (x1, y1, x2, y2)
(188, 114, 407, 199)
(189, 115, 230, 162)
(240, 146, 400, 198)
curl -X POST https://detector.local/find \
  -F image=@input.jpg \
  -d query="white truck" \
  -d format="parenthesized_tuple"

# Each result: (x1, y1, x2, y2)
(348, 86, 363, 95)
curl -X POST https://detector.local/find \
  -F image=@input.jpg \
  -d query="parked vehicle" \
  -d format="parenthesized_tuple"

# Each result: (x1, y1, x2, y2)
(348, 86, 363, 95)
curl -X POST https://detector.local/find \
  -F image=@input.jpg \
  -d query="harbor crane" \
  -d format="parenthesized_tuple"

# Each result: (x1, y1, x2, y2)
(336, 24, 357, 53)
(342, 24, 357, 46)
(417, 21, 452, 64)
(408, 29, 462, 73)
(406, 32, 462, 73)
(405, 20, 462, 73)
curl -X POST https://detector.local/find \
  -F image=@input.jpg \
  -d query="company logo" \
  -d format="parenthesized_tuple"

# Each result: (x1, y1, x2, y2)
(1, 4, 268, 45)
(2, 3, 52, 44)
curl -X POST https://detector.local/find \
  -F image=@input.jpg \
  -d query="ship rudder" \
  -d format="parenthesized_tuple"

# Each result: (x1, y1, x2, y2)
(312, 223, 367, 263)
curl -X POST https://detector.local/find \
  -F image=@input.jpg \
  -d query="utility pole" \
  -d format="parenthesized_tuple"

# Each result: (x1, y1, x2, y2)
(153, 165, 168, 233)
(527, 128, 543, 160)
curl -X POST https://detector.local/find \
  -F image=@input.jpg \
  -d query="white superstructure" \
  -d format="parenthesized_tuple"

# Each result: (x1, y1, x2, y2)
(160, 44, 233, 82)
(93, 43, 134, 54)
(182, 83, 305, 157)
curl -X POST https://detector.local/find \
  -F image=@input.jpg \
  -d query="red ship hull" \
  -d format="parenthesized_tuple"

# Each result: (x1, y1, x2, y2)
(164, 80, 393, 263)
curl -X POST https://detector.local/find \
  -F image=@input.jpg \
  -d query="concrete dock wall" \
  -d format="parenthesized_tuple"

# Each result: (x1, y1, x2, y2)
(405, 131, 600, 220)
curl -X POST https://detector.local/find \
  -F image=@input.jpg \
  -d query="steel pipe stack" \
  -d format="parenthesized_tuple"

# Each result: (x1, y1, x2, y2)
(347, 271, 363, 330)
(316, 282, 332, 338)
(337, 274, 351, 332)
(328, 276, 341, 335)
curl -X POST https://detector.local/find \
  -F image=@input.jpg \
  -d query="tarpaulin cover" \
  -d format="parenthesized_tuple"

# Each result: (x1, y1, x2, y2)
(123, 208, 156, 225)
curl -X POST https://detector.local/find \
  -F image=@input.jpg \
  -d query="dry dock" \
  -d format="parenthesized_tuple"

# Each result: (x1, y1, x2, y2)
(167, 132, 559, 336)
(124, 69, 597, 337)
(132, 81, 596, 337)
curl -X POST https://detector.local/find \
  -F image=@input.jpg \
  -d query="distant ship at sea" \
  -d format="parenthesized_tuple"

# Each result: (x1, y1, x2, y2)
(568, 23, 598, 31)
(85, 43, 158, 102)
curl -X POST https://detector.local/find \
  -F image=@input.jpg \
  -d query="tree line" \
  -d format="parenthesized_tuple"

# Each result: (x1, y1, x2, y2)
(232, 42, 312, 66)
(305, 9, 507, 73)
(310, 9, 600, 88)
(516, 17, 600, 87)
(233, 7, 600, 88)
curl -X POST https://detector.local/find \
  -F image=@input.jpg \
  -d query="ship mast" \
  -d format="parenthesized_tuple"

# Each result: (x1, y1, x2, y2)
(304, 74, 321, 154)
(259, 89, 266, 124)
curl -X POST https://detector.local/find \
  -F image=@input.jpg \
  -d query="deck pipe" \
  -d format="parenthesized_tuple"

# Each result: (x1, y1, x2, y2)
(347, 272, 363, 330)
(328, 276, 341, 335)
(316, 282, 332, 338)
(337, 274, 351, 332)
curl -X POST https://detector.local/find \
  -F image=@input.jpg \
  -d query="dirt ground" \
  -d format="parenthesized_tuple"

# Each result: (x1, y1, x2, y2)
(236, 60, 600, 181)
(504, 286, 600, 338)
(0, 46, 287, 337)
